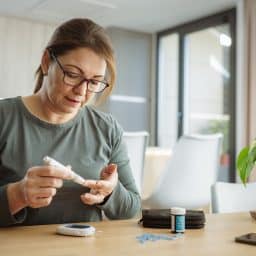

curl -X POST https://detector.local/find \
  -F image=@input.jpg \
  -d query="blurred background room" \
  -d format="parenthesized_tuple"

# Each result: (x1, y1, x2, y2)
(0, 0, 255, 211)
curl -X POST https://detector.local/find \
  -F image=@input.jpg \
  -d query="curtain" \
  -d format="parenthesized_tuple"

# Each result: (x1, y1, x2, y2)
(245, 0, 256, 143)
(244, 0, 256, 180)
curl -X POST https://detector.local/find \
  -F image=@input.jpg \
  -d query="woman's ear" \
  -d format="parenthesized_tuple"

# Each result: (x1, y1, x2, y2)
(41, 50, 51, 76)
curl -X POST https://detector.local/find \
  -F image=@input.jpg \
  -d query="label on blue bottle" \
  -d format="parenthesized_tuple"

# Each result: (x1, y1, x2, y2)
(175, 215, 185, 232)
(171, 214, 185, 233)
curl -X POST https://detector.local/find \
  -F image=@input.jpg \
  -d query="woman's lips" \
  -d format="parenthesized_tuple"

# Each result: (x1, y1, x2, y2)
(65, 97, 81, 106)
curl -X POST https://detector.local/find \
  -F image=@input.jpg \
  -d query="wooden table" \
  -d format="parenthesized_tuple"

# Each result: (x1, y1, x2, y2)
(0, 213, 256, 256)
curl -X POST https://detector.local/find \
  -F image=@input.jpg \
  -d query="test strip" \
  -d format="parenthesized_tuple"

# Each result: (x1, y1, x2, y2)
(43, 156, 85, 186)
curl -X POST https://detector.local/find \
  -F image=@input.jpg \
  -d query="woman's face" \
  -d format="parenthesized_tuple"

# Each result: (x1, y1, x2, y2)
(42, 47, 107, 115)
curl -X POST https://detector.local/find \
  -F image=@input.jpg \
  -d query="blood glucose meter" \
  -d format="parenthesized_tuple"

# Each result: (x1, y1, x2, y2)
(56, 224, 96, 237)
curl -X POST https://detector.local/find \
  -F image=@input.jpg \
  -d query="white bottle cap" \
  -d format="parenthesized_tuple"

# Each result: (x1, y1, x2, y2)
(171, 207, 186, 215)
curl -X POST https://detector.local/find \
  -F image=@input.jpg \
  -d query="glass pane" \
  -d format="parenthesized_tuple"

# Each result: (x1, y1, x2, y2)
(184, 24, 232, 181)
(157, 33, 179, 148)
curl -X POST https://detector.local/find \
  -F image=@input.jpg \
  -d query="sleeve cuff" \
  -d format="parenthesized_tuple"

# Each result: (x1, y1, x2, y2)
(0, 185, 27, 227)
(96, 181, 123, 210)
(96, 181, 141, 220)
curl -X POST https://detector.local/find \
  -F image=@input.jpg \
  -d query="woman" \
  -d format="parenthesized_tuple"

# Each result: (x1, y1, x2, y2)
(0, 18, 140, 227)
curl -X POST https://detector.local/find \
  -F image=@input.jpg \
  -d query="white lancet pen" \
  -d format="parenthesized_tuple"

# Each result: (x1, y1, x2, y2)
(43, 156, 85, 186)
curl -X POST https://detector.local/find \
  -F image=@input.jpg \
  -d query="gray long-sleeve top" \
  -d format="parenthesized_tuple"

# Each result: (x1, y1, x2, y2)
(0, 97, 141, 227)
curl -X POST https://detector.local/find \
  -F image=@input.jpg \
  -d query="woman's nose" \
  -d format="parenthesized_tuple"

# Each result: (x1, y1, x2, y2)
(73, 80, 88, 96)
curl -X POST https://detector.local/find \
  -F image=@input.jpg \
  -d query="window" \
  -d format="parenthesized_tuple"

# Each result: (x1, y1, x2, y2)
(156, 9, 236, 181)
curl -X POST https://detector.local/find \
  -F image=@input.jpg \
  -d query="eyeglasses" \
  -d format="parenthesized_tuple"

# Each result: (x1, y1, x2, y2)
(49, 51, 109, 93)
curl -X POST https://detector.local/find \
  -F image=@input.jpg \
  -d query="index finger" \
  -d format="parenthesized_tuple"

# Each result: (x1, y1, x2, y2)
(30, 166, 74, 180)
(83, 179, 106, 190)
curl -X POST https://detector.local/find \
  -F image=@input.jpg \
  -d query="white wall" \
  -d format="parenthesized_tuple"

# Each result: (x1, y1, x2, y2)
(0, 16, 55, 98)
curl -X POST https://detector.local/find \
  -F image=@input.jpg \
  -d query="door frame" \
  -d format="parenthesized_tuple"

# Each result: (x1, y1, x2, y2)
(156, 9, 236, 181)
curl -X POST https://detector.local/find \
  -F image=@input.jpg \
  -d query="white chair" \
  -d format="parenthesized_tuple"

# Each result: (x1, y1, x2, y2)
(123, 131, 149, 195)
(211, 182, 256, 213)
(142, 133, 223, 209)
(143, 147, 172, 199)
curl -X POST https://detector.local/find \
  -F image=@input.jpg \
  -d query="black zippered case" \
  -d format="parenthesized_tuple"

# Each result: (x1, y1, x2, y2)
(139, 209, 205, 229)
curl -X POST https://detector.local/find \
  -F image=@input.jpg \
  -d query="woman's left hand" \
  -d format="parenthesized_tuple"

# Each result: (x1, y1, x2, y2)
(81, 164, 118, 205)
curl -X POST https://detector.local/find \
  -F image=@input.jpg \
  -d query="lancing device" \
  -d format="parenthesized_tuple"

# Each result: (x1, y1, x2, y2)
(43, 156, 85, 186)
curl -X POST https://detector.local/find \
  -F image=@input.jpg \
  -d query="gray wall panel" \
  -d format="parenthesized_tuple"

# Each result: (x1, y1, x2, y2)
(103, 27, 152, 133)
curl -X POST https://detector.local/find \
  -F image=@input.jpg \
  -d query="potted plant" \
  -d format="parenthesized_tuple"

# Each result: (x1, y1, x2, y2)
(237, 140, 256, 220)
(236, 139, 256, 185)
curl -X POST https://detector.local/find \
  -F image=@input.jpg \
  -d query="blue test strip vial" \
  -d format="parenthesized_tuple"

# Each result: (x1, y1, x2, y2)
(171, 207, 186, 233)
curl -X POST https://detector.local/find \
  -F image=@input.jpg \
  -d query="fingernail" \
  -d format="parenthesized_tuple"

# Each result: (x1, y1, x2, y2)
(109, 164, 117, 171)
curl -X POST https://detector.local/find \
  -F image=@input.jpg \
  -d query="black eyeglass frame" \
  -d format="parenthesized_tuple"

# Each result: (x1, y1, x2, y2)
(48, 50, 110, 93)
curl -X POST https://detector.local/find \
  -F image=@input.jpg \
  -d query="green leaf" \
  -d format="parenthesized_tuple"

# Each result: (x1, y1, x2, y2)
(244, 160, 254, 185)
(237, 140, 256, 185)
(236, 147, 250, 185)
(249, 141, 256, 163)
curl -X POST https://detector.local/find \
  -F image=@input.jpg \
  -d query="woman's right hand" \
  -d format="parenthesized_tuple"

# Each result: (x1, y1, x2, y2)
(7, 165, 73, 215)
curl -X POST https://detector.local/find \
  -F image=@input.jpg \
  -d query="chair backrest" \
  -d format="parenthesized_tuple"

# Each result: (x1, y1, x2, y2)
(123, 131, 149, 195)
(143, 133, 223, 209)
(211, 182, 256, 213)
(142, 147, 172, 199)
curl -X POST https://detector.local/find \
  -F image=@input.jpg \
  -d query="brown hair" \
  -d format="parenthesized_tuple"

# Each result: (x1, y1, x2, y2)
(34, 18, 116, 104)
